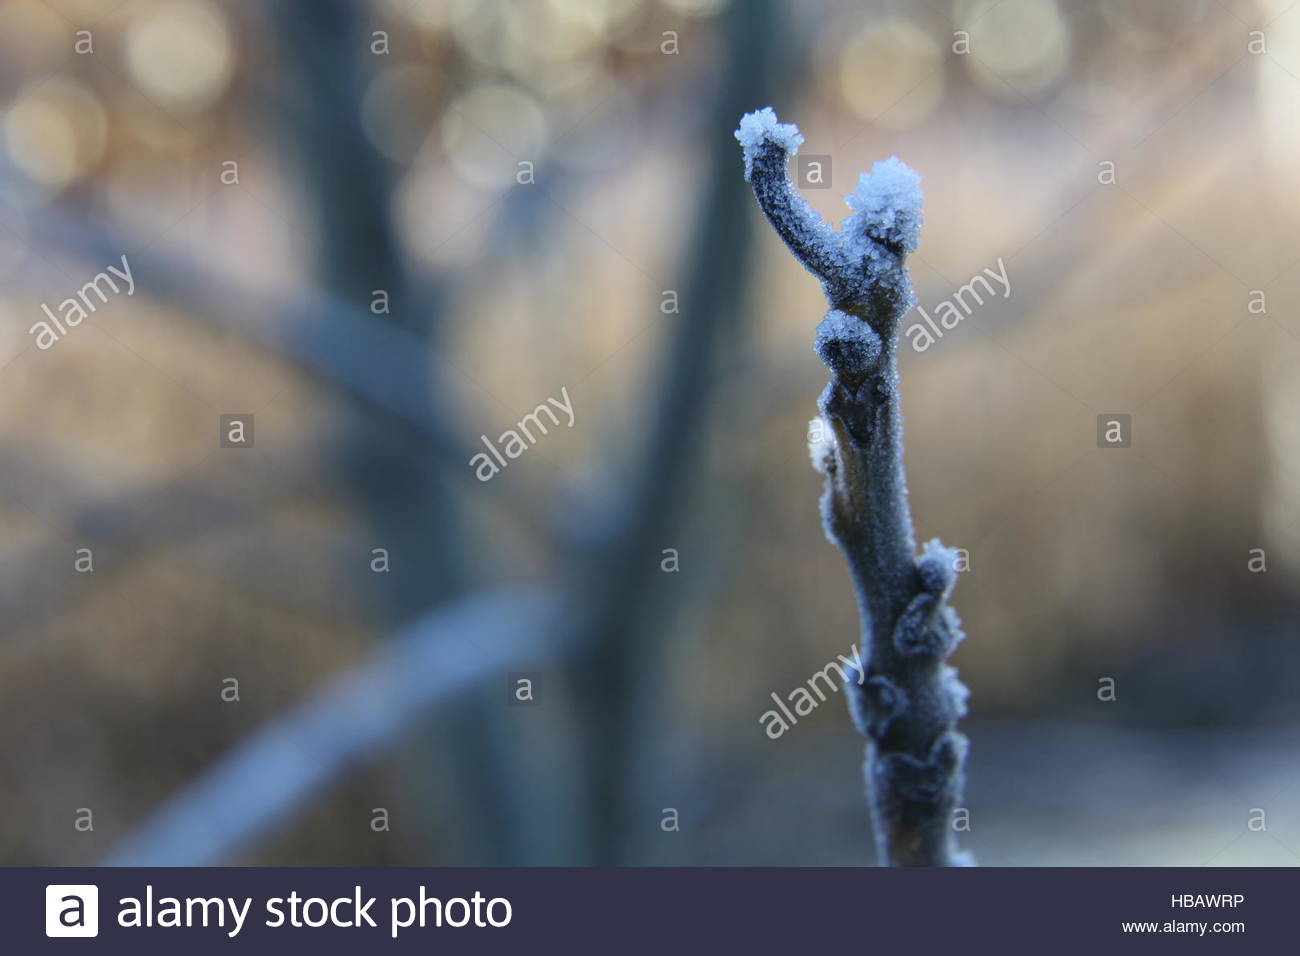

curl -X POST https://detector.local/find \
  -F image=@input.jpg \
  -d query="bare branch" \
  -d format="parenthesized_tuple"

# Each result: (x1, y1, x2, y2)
(102, 590, 559, 866)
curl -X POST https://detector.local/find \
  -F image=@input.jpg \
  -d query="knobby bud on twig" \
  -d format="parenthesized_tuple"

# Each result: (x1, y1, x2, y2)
(737, 108, 973, 866)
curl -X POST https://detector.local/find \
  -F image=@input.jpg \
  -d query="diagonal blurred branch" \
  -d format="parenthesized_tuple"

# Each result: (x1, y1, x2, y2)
(102, 589, 559, 866)
(0, 443, 315, 636)
(22, 207, 549, 548)
(25, 208, 474, 468)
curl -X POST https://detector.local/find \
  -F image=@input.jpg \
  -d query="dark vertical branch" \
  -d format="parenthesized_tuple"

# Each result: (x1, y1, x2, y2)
(563, 0, 786, 864)
(270, 0, 466, 615)
(270, 0, 524, 864)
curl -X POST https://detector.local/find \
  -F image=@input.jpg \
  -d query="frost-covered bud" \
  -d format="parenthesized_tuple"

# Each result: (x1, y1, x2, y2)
(917, 538, 958, 597)
(911, 541, 969, 657)
(842, 157, 923, 256)
(893, 593, 941, 656)
(808, 416, 837, 475)
(815, 309, 882, 381)
(941, 664, 970, 719)
(872, 730, 968, 803)
(846, 673, 907, 741)
(893, 591, 966, 658)
(734, 106, 804, 181)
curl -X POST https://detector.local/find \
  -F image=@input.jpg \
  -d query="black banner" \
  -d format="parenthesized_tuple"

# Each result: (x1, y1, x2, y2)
(7, 867, 1286, 953)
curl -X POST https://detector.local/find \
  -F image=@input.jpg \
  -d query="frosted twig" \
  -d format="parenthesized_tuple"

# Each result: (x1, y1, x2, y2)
(738, 108, 973, 866)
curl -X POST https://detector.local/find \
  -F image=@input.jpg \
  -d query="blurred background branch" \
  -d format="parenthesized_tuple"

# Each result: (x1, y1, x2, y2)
(103, 589, 559, 866)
